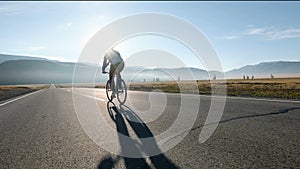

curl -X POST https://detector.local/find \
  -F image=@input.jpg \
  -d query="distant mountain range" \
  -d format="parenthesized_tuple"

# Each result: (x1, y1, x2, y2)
(0, 59, 108, 85)
(0, 54, 49, 64)
(226, 61, 300, 78)
(123, 66, 210, 82)
(0, 54, 299, 85)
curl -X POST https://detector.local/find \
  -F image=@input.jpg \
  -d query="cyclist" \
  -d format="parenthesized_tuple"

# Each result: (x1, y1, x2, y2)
(102, 49, 125, 99)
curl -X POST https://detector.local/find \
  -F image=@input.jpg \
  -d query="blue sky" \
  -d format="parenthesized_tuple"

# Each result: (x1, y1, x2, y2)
(0, 1, 300, 71)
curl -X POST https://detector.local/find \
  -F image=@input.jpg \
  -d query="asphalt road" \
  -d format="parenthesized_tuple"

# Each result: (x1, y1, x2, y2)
(0, 85, 300, 169)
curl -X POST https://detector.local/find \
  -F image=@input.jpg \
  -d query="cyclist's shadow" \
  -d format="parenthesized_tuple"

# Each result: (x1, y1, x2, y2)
(97, 101, 180, 169)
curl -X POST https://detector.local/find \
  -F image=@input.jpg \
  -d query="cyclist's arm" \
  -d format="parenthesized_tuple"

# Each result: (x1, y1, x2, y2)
(102, 56, 109, 72)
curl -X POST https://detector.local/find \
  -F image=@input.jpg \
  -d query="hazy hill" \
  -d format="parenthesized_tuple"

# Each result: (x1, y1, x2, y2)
(0, 60, 213, 85)
(0, 54, 49, 64)
(0, 60, 73, 85)
(123, 67, 210, 82)
(226, 61, 300, 78)
(0, 54, 299, 85)
(0, 60, 106, 85)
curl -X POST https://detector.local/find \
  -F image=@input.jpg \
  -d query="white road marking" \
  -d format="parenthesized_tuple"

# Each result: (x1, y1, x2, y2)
(57, 88, 106, 101)
(73, 92, 106, 102)
(0, 89, 44, 107)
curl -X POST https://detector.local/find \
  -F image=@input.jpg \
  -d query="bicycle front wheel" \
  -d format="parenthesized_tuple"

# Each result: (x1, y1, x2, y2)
(117, 79, 127, 104)
(106, 80, 113, 101)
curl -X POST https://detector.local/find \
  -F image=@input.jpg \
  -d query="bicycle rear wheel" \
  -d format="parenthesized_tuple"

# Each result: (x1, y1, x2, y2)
(106, 80, 113, 101)
(117, 79, 127, 104)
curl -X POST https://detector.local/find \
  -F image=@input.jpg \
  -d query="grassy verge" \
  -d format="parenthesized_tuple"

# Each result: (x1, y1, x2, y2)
(57, 77, 300, 100)
(127, 77, 300, 100)
(0, 85, 49, 102)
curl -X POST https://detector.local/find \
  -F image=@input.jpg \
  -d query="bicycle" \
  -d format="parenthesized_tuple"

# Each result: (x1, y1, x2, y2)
(104, 72, 127, 104)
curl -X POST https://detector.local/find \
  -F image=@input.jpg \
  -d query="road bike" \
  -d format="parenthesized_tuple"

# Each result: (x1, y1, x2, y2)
(104, 72, 127, 104)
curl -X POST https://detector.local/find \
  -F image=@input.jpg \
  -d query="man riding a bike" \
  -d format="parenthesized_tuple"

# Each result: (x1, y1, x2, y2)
(102, 49, 125, 99)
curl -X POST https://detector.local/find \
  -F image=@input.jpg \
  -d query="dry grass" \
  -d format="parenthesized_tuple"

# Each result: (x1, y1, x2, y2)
(0, 85, 47, 90)
(128, 77, 300, 100)
(221, 78, 300, 99)
(56, 77, 300, 100)
(0, 85, 49, 101)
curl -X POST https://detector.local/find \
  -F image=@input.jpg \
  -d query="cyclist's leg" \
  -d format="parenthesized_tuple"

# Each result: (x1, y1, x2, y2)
(109, 65, 116, 94)
(115, 62, 124, 89)
(116, 73, 121, 90)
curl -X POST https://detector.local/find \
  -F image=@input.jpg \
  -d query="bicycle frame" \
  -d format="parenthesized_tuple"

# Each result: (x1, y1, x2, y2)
(104, 72, 121, 92)
(104, 72, 127, 104)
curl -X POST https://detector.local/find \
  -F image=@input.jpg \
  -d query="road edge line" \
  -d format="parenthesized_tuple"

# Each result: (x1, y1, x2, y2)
(0, 89, 45, 107)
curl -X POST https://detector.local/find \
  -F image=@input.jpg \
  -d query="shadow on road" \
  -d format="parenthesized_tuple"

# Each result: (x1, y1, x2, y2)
(97, 101, 180, 169)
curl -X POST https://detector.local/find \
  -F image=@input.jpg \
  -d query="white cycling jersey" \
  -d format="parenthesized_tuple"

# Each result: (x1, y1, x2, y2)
(104, 49, 123, 65)
(102, 49, 124, 72)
